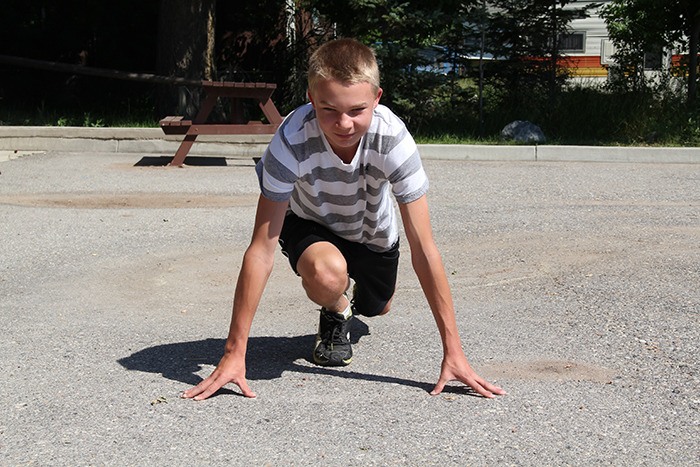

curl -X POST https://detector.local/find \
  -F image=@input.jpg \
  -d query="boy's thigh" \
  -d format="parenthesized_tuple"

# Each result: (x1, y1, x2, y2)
(278, 213, 400, 316)
(279, 213, 343, 274)
(346, 241, 399, 317)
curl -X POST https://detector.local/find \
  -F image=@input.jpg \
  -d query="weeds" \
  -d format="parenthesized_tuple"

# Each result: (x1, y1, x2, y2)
(0, 106, 158, 128)
(1, 79, 698, 147)
(412, 79, 700, 146)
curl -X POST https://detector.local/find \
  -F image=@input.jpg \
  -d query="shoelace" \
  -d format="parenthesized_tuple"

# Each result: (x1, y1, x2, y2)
(330, 321, 348, 345)
(321, 312, 349, 346)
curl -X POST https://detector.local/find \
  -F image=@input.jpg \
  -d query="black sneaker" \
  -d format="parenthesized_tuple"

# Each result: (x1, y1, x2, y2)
(313, 307, 353, 366)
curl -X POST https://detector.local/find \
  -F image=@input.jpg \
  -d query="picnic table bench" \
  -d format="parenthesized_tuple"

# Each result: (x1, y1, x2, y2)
(160, 80, 283, 166)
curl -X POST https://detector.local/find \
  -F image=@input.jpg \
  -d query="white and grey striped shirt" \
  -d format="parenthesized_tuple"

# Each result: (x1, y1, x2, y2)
(256, 103, 429, 252)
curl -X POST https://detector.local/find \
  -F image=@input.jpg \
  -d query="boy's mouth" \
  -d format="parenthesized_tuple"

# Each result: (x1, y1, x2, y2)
(334, 132, 355, 141)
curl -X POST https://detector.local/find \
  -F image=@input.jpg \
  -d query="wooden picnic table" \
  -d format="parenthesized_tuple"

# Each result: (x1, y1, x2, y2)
(160, 80, 283, 166)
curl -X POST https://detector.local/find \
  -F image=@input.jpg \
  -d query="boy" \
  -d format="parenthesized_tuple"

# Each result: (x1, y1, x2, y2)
(183, 38, 505, 400)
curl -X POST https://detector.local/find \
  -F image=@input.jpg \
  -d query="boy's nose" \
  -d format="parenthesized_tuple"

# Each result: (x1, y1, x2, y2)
(336, 113, 352, 129)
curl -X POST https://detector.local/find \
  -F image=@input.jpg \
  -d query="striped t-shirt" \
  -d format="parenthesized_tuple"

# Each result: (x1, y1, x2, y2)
(255, 103, 429, 252)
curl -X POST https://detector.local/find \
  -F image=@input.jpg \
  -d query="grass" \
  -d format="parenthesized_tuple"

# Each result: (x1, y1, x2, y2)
(2, 84, 698, 147)
(0, 105, 159, 128)
(414, 135, 512, 145)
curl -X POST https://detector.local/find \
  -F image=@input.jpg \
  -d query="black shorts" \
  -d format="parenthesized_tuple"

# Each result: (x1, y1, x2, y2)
(279, 212, 400, 317)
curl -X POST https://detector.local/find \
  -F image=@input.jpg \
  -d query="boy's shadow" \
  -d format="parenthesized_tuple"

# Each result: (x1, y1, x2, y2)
(118, 318, 481, 397)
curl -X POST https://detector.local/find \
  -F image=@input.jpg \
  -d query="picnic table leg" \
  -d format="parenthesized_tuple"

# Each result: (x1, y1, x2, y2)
(259, 98, 283, 125)
(193, 93, 218, 124)
(168, 93, 218, 166)
(169, 134, 197, 166)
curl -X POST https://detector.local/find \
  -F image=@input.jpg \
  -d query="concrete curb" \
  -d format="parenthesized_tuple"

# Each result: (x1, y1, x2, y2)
(1, 126, 699, 163)
(0, 126, 271, 158)
(536, 145, 700, 164)
(416, 144, 700, 163)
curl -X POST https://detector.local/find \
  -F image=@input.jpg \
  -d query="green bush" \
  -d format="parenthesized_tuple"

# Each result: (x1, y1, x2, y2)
(409, 77, 700, 146)
(545, 83, 700, 146)
(2, 73, 697, 147)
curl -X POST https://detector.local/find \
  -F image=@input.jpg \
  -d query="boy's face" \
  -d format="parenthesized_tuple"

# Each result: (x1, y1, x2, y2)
(308, 78, 382, 161)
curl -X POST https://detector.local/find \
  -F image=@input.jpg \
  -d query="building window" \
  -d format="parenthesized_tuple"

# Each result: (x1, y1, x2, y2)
(559, 32, 586, 53)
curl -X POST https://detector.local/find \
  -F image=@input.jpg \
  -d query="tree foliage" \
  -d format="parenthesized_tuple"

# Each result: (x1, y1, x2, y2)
(601, 0, 700, 103)
(0, 0, 159, 119)
(302, 0, 591, 134)
(2, 0, 695, 144)
(306, 0, 460, 130)
(481, 0, 592, 129)
(0, 0, 588, 129)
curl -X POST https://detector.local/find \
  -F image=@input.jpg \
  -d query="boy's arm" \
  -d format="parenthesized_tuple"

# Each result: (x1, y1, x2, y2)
(398, 195, 505, 398)
(182, 195, 289, 400)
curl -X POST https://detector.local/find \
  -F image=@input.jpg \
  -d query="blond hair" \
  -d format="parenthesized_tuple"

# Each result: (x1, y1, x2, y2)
(307, 38, 380, 93)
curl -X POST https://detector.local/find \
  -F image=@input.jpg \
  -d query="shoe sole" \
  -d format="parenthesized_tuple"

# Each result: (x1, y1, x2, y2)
(313, 339, 352, 366)
(312, 353, 352, 366)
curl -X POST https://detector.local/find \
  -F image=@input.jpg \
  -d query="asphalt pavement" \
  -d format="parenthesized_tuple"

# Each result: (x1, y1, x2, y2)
(0, 142, 698, 466)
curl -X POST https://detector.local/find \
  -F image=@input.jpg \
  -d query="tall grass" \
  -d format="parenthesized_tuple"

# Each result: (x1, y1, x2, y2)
(0, 103, 159, 128)
(410, 78, 700, 146)
(544, 83, 700, 146)
(1, 77, 698, 146)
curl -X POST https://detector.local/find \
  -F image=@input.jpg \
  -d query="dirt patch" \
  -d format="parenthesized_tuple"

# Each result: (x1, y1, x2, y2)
(0, 193, 259, 209)
(480, 360, 616, 383)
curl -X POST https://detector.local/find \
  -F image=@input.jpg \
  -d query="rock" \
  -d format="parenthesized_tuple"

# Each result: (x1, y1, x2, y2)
(501, 120, 546, 143)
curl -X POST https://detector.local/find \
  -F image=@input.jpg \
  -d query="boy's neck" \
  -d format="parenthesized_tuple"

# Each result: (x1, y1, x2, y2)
(334, 144, 358, 163)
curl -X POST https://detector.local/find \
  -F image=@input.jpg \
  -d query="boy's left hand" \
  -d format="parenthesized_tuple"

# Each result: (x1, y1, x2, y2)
(430, 353, 506, 398)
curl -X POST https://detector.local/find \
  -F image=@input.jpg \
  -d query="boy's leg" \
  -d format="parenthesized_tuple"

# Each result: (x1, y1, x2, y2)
(279, 213, 351, 312)
(296, 242, 351, 313)
(278, 213, 400, 365)
(347, 240, 400, 317)
(297, 242, 354, 366)
(279, 213, 353, 366)
(279, 214, 399, 317)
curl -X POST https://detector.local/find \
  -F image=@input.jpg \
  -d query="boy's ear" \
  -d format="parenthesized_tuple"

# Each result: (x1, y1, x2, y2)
(307, 90, 315, 106)
(374, 87, 383, 107)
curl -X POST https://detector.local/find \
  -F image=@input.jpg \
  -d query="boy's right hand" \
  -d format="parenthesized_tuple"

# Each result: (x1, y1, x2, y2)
(181, 351, 256, 400)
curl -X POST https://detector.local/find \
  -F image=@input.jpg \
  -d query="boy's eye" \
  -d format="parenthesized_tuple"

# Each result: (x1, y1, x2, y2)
(320, 106, 366, 116)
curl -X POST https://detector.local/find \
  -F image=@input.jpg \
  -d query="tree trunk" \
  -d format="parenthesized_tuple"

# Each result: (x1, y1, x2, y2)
(156, 0, 216, 117)
(688, 13, 699, 105)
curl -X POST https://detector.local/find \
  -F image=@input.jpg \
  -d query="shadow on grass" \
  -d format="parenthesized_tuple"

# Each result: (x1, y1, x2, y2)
(117, 317, 481, 398)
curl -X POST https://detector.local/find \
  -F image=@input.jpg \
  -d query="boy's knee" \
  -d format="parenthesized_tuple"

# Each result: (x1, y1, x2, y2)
(355, 298, 392, 317)
(377, 298, 393, 315)
(298, 246, 348, 295)
(309, 259, 346, 289)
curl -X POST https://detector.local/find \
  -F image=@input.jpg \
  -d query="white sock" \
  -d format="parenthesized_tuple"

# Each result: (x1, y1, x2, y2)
(339, 302, 352, 320)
